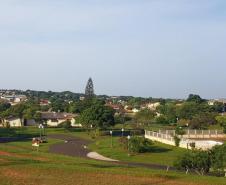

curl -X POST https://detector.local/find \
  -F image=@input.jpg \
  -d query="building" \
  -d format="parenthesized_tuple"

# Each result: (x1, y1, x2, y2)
(1, 117, 23, 127)
(132, 108, 140, 113)
(0, 95, 27, 105)
(41, 112, 80, 127)
(40, 99, 51, 106)
(146, 102, 161, 110)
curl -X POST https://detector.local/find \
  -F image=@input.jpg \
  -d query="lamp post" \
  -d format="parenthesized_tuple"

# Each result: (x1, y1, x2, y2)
(121, 128, 124, 137)
(39, 124, 44, 140)
(110, 130, 113, 148)
(127, 135, 131, 156)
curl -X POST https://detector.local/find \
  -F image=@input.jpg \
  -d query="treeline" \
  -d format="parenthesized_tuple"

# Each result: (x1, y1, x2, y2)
(135, 94, 226, 130)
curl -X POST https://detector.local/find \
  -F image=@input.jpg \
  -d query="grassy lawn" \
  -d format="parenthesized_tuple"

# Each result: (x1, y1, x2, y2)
(0, 127, 226, 185)
(89, 136, 186, 166)
(0, 138, 225, 185)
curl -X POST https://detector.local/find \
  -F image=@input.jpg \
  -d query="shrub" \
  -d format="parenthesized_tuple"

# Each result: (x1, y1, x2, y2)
(128, 136, 153, 153)
(211, 143, 226, 174)
(59, 120, 72, 129)
(173, 136, 181, 147)
(174, 150, 211, 175)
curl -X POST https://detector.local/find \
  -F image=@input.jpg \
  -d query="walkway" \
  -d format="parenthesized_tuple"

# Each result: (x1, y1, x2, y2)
(48, 134, 176, 171)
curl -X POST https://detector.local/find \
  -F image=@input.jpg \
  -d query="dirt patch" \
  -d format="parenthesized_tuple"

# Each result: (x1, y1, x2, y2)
(0, 169, 206, 185)
(2, 168, 30, 179)
(0, 150, 48, 162)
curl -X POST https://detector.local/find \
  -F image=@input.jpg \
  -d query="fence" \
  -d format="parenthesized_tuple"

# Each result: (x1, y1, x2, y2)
(145, 130, 223, 150)
(157, 129, 225, 139)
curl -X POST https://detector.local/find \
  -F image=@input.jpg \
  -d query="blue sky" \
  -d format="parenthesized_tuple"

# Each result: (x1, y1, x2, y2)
(0, 0, 226, 99)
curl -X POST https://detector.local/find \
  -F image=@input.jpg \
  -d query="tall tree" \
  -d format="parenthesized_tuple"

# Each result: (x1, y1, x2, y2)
(85, 78, 95, 98)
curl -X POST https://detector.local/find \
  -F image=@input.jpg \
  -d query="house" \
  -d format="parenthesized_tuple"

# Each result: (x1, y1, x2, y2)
(0, 95, 27, 105)
(41, 112, 80, 127)
(132, 108, 140, 113)
(40, 99, 51, 106)
(146, 102, 160, 110)
(106, 103, 124, 113)
(124, 105, 133, 113)
(79, 96, 85, 101)
(2, 117, 23, 127)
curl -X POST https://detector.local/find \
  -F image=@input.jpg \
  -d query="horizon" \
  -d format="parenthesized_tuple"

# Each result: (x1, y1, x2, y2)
(1, 87, 225, 100)
(0, 0, 226, 99)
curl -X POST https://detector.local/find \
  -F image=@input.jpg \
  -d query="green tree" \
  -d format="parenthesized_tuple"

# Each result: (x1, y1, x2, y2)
(0, 102, 11, 112)
(211, 144, 226, 174)
(128, 136, 153, 153)
(186, 94, 205, 104)
(135, 109, 156, 124)
(157, 103, 177, 123)
(189, 112, 217, 129)
(77, 102, 115, 129)
(175, 150, 211, 175)
(154, 115, 169, 124)
(216, 115, 226, 133)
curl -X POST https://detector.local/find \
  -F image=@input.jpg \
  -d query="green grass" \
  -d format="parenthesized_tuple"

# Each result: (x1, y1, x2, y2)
(89, 136, 186, 166)
(0, 138, 225, 185)
(0, 127, 226, 185)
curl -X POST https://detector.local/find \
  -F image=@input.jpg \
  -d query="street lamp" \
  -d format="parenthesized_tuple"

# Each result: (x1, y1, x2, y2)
(39, 124, 44, 140)
(110, 130, 113, 148)
(121, 128, 124, 137)
(127, 135, 131, 156)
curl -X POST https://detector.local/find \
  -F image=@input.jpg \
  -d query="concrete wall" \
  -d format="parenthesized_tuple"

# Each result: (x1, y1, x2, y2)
(145, 130, 223, 150)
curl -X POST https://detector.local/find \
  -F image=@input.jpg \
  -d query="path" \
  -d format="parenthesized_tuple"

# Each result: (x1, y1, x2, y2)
(48, 134, 176, 171)
(48, 134, 91, 158)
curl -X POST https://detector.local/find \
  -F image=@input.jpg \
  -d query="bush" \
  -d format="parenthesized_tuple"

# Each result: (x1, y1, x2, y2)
(174, 150, 211, 175)
(173, 136, 181, 147)
(128, 136, 153, 153)
(211, 143, 226, 174)
(59, 120, 72, 129)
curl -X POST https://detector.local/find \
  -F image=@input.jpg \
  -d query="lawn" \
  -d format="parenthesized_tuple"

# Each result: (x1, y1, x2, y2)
(0, 127, 226, 185)
(89, 136, 186, 166)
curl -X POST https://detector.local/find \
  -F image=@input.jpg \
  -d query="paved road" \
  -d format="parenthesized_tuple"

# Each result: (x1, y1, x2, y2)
(48, 134, 176, 171)
(49, 134, 91, 158)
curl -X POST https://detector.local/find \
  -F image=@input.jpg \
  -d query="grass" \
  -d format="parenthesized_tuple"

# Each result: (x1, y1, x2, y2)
(89, 136, 186, 166)
(0, 127, 226, 185)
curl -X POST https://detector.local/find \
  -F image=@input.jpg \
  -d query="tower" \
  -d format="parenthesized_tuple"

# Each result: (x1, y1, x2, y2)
(85, 78, 94, 98)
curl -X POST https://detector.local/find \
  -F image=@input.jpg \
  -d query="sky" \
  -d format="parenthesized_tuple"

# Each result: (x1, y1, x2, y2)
(0, 0, 226, 99)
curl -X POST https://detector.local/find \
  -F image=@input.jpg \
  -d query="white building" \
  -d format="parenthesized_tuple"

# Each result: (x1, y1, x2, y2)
(146, 102, 161, 110)
(3, 117, 23, 127)
(41, 112, 80, 127)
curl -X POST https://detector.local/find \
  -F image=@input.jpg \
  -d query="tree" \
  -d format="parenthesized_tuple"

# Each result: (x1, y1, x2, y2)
(0, 102, 11, 112)
(85, 78, 94, 98)
(135, 109, 156, 124)
(127, 136, 153, 153)
(189, 112, 217, 129)
(77, 102, 115, 129)
(211, 144, 226, 174)
(216, 115, 226, 133)
(175, 150, 211, 175)
(186, 94, 205, 104)
(157, 103, 177, 123)
(70, 98, 95, 113)
(2, 103, 27, 119)
(176, 102, 200, 120)
(154, 115, 169, 125)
